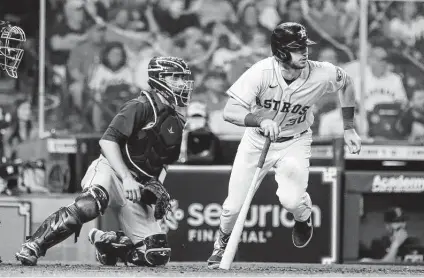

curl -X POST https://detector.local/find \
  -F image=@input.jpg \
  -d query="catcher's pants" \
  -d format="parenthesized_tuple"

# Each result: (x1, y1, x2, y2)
(81, 155, 162, 244)
(220, 128, 313, 235)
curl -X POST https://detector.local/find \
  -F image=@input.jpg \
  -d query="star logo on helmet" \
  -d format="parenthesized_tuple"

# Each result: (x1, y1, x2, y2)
(299, 29, 306, 39)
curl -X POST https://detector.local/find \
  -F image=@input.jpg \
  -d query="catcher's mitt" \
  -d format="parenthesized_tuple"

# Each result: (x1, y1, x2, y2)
(141, 178, 171, 220)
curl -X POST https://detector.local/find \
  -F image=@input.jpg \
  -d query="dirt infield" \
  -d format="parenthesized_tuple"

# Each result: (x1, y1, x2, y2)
(0, 261, 423, 277)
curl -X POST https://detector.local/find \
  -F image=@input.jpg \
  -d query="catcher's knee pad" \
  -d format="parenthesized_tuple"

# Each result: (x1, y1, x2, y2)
(128, 234, 171, 267)
(74, 184, 109, 220)
(25, 185, 109, 256)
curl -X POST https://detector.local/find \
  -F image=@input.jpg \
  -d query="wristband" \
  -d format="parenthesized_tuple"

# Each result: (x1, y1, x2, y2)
(342, 107, 355, 130)
(244, 113, 264, 127)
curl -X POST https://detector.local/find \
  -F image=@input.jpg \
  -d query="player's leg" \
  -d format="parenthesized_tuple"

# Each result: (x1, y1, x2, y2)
(88, 227, 133, 266)
(207, 135, 275, 268)
(274, 132, 313, 248)
(15, 156, 118, 266)
(113, 200, 170, 266)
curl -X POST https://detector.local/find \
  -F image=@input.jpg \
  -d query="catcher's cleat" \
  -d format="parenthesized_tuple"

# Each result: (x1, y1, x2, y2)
(207, 228, 230, 269)
(88, 228, 134, 266)
(15, 242, 41, 266)
(292, 216, 313, 248)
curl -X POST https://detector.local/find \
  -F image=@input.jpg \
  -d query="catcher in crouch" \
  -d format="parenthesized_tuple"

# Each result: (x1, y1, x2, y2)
(15, 56, 194, 267)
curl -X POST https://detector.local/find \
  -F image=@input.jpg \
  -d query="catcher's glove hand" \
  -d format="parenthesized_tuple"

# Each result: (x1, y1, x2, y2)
(140, 178, 171, 220)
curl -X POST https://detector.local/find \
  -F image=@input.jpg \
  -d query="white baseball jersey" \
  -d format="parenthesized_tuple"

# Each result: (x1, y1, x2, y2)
(227, 57, 347, 137)
(352, 67, 407, 111)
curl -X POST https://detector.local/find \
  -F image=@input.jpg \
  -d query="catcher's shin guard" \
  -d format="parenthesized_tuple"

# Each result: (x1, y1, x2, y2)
(16, 185, 109, 265)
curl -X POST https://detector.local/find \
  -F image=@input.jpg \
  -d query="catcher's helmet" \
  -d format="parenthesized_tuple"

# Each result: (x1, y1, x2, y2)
(148, 56, 193, 107)
(0, 21, 25, 78)
(271, 22, 315, 62)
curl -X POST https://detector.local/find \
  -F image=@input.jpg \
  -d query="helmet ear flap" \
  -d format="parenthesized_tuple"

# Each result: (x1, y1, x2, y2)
(275, 48, 291, 63)
(281, 49, 291, 62)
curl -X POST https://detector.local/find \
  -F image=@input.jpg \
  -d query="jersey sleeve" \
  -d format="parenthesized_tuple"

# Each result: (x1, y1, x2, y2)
(102, 99, 151, 142)
(226, 62, 266, 108)
(325, 62, 348, 94)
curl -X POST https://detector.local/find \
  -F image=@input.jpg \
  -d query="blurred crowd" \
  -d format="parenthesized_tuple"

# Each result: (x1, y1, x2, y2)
(1, 0, 424, 146)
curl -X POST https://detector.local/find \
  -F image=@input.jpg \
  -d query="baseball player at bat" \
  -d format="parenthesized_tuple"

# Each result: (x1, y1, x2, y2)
(207, 22, 362, 268)
(16, 56, 194, 267)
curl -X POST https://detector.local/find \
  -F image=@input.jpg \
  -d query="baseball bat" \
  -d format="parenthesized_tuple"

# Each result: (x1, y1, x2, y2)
(219, 137, 272, 270)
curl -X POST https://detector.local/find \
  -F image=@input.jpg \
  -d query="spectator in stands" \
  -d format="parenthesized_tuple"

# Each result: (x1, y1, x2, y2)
(128, 10, 148, 32)
(257, 0, 281, 32)
(236, 1, 268, 45)
(88, 42, 134, 132)
(196, 0, 237, 27)
(132, 41, 161, 90)
(396, 88, 424, 142)
(67, 24, 107, 110)
(110, 8, 131, 29)
(353, 46, 407, 112)
(209, 23, 245, 77)
(304, 0, 357, 43)
(174, 26, 219, 81)
(194, 70, 229, 112)
(346, 46, 407, 139)
(279, 0, 304, 25)
(317, 45, 339, 66)
(179, 101, 220, 165)
(48, 0, 88, 85)
(2, 99, 37, 159)
(152, 0, 201, 37)
(387, 2, 424, 48)
(359, 207, 422, 263)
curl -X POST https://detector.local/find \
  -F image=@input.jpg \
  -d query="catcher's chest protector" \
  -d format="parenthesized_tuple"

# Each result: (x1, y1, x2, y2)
(124, 91, 185, 179)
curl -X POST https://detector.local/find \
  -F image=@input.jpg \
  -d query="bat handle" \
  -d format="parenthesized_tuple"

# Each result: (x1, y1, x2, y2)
(257, 137, 271, 169)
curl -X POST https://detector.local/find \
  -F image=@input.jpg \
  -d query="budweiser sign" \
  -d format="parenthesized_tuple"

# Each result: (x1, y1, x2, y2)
(372, 175, 424, 193)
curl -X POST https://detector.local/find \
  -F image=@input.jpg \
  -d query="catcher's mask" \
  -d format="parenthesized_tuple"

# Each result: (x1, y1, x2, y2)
(0, 21, 25, 78)
(271, 22, 315, 63)
(148, 56, 194, 107)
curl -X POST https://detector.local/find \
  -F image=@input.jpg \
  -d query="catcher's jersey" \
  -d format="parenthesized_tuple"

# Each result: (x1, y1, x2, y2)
(103, 90, 185, 181)
(227, 57, 347, 137)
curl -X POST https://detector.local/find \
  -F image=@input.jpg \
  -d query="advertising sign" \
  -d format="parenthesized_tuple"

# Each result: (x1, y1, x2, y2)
(163, 166, 340, 264)
(345, 171, 424, 193)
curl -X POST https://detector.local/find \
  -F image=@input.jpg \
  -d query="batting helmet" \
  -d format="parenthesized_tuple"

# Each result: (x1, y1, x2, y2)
(271, 22, 316, 62)
(148, 56, 193, 107)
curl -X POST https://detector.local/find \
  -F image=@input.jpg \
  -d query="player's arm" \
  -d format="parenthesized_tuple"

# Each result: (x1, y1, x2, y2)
(337, 72, 356, 131)
(99, 100, 148, 180)
(223, 97, 258, 126)
(223, 96, 280, 141)
(334, 66, 362, 154)
(222, 66, 265, 127)
(222, 63, 280, 141)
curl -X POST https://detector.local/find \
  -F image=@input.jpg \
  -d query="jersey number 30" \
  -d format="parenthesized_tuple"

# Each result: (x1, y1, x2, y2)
(285, 113, 307, 126)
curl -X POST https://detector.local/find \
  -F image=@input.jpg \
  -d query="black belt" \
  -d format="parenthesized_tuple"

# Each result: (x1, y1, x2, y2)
(258, 130, 308, 143)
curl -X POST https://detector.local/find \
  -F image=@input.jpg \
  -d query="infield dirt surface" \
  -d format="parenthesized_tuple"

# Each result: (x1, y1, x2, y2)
(0, 261, 424, 277)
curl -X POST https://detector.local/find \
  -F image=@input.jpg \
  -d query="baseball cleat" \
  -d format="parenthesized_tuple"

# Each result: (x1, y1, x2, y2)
(88, 228, 134, 266)
(15, 242, 41, 266)
(207, 228, 230, 269)
(207, 248, 224, 269)
(292, 216, 313, 248)
(89, 228, 120, 265)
